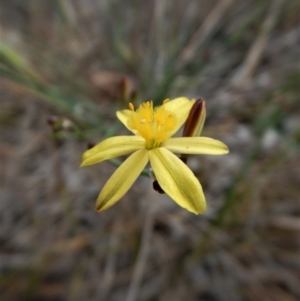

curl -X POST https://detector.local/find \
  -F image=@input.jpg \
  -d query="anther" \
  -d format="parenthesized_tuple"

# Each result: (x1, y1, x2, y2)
(129, 103, 135, 111)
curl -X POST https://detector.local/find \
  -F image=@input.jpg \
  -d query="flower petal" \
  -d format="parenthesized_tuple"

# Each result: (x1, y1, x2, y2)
(162, 137, 229, 155)
(149, 148, 206, 214)
(81, 136, 145, 166)
(163, 97, 195, 134)
(116, 109, 136, 133)
(96, 149, 149, 212)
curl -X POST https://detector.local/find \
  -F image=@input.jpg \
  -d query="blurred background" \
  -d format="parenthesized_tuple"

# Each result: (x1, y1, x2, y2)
(1, 0, 300, 300)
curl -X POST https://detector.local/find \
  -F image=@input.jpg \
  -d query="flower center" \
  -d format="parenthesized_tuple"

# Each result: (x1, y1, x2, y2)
(127, 100, 177, 149)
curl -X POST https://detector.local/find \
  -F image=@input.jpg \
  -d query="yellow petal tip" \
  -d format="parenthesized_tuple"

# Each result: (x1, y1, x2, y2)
(95, 205, 102, 212)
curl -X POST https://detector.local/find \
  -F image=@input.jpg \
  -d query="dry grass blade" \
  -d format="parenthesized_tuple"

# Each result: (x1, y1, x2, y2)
(125, 204, 156, 301)
(231, 0, 285, 88)
(179, 0, 235, 66)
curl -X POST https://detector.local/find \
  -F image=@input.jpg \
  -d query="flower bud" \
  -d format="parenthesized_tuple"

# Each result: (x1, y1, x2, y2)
(149, 167, 165, 194)
(182, 98, 206, 137)
(181, 98, 206, 163)
(47, 115, 74, 133)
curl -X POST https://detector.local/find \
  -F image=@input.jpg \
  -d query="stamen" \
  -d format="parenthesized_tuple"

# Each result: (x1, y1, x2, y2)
(127, 100, 177, 149)
(163, 98, 170, 104)
(143, 101, 151, 108)
(129, 103, 135, 111)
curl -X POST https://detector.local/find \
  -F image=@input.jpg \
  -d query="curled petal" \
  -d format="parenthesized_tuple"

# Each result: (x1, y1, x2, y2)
(162, 137, 229, 155)
(81, 136, 145, 166)
(96, 149, 149, 212)
(149, 148, 206, 214)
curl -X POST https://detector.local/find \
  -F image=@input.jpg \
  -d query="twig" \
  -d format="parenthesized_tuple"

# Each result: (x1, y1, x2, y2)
(125, 203, 156, 301)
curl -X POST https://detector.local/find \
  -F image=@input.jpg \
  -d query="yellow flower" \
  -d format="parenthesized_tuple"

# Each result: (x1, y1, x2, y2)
(81, 97, 229, 214)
